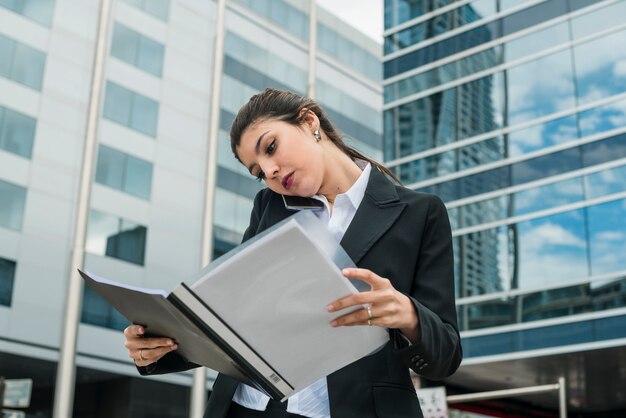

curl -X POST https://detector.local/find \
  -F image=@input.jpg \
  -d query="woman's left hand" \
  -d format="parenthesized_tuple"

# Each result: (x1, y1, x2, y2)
(327, 267, 421, 344)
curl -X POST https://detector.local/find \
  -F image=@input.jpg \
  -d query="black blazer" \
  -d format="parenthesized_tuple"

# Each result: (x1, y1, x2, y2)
(140, 168, 462, 418)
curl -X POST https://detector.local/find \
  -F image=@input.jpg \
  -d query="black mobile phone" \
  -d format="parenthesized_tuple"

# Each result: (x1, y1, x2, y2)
(282, 195, 325, 211)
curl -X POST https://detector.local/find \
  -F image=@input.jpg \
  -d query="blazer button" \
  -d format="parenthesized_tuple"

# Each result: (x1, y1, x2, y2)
(417, 359, 425, 366)
(418, 365, 425, 371)
(411, 355, 419, 363)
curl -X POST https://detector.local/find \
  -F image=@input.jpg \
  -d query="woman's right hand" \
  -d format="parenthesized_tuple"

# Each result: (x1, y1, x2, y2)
(123, 324, 178, 367)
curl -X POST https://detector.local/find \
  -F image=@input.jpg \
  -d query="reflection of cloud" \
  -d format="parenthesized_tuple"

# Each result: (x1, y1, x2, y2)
(519, 219, 588, 288)
(613, 59, 626, 78)
(594, 231, 625, 241)
(508, 50, 576, 125)
(523, 222, 586, 249)
(590, 231, 626, 275)
(520, 251, 588, 288)
(574, 30, 626, 77)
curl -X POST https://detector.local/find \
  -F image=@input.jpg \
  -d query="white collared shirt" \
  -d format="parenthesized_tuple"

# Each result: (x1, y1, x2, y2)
(232, 163, 372, 418)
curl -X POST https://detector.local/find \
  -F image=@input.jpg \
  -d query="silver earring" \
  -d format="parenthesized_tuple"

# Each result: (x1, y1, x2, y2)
(313, 130, 321, 141)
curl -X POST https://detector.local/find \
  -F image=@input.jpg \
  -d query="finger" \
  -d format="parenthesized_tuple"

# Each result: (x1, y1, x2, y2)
(125, 337, 176, 351)
(327, 288, 395, 312)
(342, 268, 389, 289)
(136, 344, 178, 363)
(331, 308, 381, 328)
(124, 324, 145, 338)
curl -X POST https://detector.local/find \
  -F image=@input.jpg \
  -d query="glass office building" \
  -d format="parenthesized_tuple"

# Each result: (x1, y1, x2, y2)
(0, 0, 381, 416)
(384, 0, 626, 416)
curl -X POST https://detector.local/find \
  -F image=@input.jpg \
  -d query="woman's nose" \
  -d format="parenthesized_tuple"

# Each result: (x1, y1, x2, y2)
(261, 161, 279, 179)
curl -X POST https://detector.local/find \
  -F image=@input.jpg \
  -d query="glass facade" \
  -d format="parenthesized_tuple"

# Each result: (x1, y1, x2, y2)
(0, 0, 383, 415)
(384, 0, 626, 350)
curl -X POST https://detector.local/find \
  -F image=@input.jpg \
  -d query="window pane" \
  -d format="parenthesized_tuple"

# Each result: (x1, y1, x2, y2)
(517, 209, 589, 289)
(579, 97, 626, 138)
(570, 0, 626, 39)
(95, 145, 125, 190)
(456, 225, 510, 298)
(20, 0, 55, 26)
(0, 0, 54, 26)
(0, 257, 16, 306)
(124, 154, 152, 199)
(0, 179, 27, 231)
(11, 42, 46, 90)
(0, 106, 36, 158)
(587, 199, 626, 275)
(508, 115, 579, 156)
(111, 219, 147, 265)
(86, 210, 147, 265)
(131, 93, 158, 137)
(0, 34, 15, 78)
(143, 0, 170, 21)
(507, 50, 576, 125)
(574, 29, 626, 105)
(585, 164, 626, 200)
(136, 35, 164, 76)
(103, 81, 132, 127)
(110, 23, 139, 66)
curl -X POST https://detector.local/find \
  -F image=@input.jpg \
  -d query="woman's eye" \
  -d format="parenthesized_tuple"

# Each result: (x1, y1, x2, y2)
(255, 171, 265, 182)
(267, 140, 276, 154)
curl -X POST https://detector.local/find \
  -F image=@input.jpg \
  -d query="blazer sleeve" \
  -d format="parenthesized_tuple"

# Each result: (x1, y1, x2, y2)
(391, 195, 462, 380)
(137, 189, 267, 376)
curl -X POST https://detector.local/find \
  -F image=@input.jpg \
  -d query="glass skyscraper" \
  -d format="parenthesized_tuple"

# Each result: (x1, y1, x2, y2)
(384, 0, 626, 415)
(0, 0, 381, 416)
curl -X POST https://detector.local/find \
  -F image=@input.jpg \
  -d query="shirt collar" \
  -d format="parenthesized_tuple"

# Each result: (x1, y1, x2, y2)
(313, 161, 371, 210)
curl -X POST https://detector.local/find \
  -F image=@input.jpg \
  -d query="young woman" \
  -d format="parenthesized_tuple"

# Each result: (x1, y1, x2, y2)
(123, 89, 462, 418)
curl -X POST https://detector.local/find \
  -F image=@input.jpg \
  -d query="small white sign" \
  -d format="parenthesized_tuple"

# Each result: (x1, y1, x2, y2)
(2, 379, 32, 408)
(416, 386, 449, 418)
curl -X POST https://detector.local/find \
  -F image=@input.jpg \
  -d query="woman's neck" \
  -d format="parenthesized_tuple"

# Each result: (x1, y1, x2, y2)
(318, 149, 362, 204)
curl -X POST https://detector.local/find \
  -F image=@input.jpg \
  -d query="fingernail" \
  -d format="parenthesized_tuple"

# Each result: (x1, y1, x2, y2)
(330, 320, 337, 327)
(167, 340, 173, 345)
(138, 327, 144, 334)
(327, 304, 334, 312)
(342, 268, 349, 274)
(171, 344, 178, 350)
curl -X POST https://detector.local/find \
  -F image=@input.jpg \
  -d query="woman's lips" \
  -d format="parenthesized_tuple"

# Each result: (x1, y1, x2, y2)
(282, 172, 294, 190)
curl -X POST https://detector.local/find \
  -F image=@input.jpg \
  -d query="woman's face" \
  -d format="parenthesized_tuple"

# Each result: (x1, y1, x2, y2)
(236, 118, 325, 197)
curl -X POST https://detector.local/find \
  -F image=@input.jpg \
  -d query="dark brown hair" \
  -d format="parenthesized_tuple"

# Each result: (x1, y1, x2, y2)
(229, 88, 400, 184)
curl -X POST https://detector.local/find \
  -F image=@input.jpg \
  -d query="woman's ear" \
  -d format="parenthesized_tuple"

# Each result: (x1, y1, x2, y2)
(299, 108, 319, 131)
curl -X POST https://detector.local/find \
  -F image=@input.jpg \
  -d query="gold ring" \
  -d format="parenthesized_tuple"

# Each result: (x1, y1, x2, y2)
(367, 306, 373, 320)
(139, 348, 147, 362)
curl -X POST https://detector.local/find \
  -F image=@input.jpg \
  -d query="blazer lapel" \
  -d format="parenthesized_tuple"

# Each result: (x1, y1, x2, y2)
(340, 168, 406, 265)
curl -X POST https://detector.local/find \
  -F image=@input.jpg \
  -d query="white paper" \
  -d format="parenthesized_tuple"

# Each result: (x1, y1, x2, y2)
(191, 211, 389, 393)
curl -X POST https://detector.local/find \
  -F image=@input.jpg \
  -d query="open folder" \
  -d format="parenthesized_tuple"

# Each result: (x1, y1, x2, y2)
(79, 211, 388, 400)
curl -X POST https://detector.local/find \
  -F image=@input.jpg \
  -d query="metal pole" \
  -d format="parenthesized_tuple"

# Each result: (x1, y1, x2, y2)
(558, 376, 567, 418)
(307, 0, 317, 99)
(189, 0, 227, 416)
(446, 383, 561, 404)
(52, 1, 112, 417)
